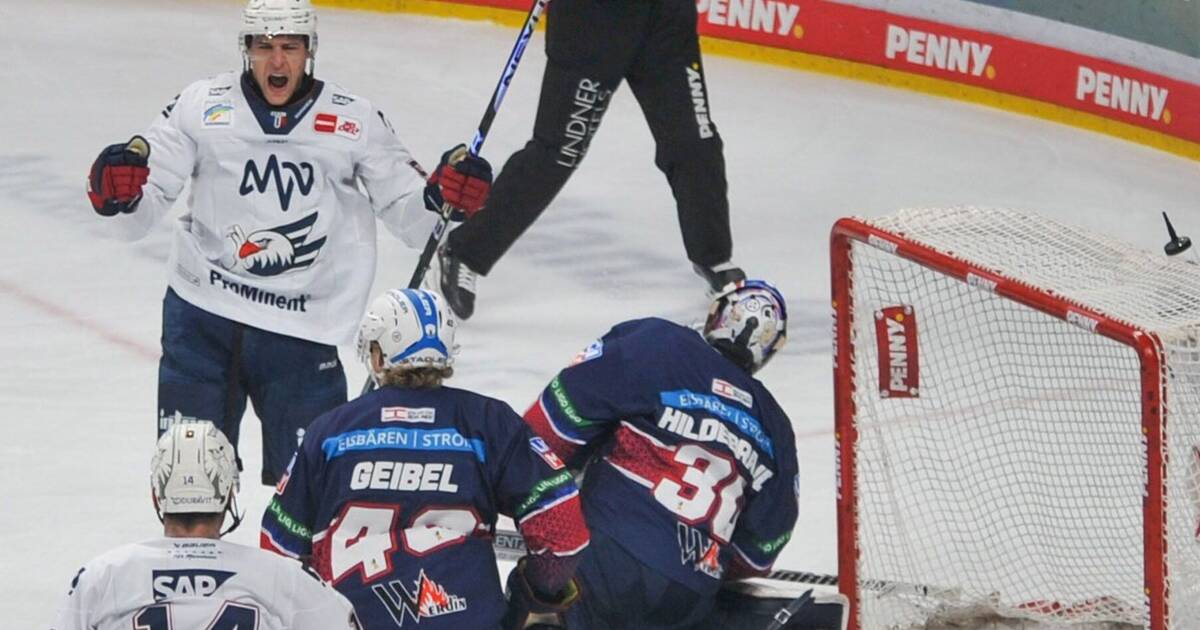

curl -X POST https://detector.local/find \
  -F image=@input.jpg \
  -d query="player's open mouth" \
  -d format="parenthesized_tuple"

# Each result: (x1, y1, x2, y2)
(268, 75, 289, 89)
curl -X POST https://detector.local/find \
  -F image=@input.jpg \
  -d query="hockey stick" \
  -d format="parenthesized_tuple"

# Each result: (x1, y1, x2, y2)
(359, 0, 551, 396)
(489, 529, 958, 600)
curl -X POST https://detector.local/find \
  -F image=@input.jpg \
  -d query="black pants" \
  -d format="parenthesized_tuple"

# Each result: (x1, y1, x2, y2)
(448, 0, 732, 275)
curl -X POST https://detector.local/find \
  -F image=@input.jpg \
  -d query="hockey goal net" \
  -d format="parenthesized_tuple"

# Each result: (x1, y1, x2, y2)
(831, 207, 1200, 630)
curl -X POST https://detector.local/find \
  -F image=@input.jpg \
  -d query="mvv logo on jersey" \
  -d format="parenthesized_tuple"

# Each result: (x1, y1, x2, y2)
(152, 569, 236, 601)
(224, 211, 327, 277)
(314, 112, 362, 140)
(240, 155, 315, 212)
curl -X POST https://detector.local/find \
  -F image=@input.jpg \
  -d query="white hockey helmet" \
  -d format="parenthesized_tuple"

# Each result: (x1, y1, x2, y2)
(239, 0, 319, 69)
(151, 421, 240, 517)
(704, 279, 788, 374)
(356, 288, 458, 379)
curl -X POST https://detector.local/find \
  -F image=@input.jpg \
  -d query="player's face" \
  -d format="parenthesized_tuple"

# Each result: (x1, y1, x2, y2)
(248, 35, 309, 106)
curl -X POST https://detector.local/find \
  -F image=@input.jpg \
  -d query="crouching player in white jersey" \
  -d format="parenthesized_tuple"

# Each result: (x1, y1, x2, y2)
(522, 281, 804, 629)
(84, 0, 494, 486)
(261, 289, 591, 629)
(52, 420, 360, 630)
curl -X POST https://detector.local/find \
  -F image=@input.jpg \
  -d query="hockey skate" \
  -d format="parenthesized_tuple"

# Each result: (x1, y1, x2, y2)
(429, 245, 478, 320)
(694, 261, 746, 297)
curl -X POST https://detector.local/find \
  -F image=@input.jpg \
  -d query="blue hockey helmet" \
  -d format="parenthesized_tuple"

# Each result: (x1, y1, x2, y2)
(356, 288, 458, 377)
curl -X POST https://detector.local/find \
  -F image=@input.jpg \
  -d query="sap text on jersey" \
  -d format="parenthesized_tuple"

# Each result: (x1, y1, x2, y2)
(658, 407, 774, 491)
(349, 460, 459, 492)
(240, 155, 315, 212)
(557, 78, 611, 169)
(152, 569, 235, 601)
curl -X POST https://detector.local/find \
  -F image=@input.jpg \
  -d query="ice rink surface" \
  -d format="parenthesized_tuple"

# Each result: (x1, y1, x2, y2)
(1, 0, 1197, 625)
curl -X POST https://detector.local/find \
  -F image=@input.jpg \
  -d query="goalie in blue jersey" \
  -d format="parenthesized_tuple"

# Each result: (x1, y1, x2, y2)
(261, 288, 589, 629)
(523, 280, 800, 629)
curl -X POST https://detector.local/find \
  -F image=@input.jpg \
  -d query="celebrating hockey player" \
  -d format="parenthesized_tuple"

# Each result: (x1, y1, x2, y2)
(433, 0, 744, 321)
(84, 0, 493, 485)
(522, 280, 799, 628)
(260, 288, 590, 629)
(52, 420, 360, 630)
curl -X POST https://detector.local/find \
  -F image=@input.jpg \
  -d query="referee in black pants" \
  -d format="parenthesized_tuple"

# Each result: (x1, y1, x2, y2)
(434, 0, 745, 320)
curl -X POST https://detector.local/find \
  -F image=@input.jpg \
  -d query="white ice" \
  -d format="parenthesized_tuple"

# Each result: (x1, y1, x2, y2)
(1, 0, 1197, 626)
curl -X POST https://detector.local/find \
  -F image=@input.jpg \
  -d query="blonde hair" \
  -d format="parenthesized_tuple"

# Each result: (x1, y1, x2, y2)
(378, 366, 453, 389)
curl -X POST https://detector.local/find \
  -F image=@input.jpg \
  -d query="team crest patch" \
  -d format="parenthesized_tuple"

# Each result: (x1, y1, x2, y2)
(223, 211, 327, 277)
(372, 569, 468, 625)
(529, 437, 565, 470)
(203, 102, 234, 126)
(570, 339, 604, 365)
(712, 378, 753, 407)
(676, 523, 723, 579)
(314, 112, 362, 140)
(382, 406, 436, 424)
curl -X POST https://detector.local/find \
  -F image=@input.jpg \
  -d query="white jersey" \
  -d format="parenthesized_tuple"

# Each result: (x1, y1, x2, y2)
(51, 537, 359, 630)
(104, 71, 436, 344)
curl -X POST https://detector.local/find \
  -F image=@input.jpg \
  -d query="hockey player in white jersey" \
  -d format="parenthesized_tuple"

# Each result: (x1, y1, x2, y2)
(52, 420, 360, 630)
(85, 0, 493, 486)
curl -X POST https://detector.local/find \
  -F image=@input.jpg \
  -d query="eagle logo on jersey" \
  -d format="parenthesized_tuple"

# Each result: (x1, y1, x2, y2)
(224, 212, 327, 277)
(372, 569, 468, 626)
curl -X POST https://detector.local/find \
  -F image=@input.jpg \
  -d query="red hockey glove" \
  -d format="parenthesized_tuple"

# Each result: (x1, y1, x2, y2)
(502, 557, 582, 630)
(425, 143, 492, 219)
(88, 136, 150, 217)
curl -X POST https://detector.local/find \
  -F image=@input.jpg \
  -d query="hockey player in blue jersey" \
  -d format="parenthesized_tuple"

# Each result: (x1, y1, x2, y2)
(84, 0, 493, 486)
(261, 288, 590, 629)
(522, 280, 799, 629)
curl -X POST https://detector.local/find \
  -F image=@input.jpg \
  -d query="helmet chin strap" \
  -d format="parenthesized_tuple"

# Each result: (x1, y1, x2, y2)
(220, 494, 245, 537)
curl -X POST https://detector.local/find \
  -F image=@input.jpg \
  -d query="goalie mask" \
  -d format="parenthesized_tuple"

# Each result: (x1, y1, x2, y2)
(239, 0, 318, 73)
(704, 280, 788, 374)
(151, 421, 242, 531)
(356, 289, 458, 381)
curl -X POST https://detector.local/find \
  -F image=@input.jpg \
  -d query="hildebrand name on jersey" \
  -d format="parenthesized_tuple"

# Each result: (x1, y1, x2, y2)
(143, 71, 428, 345)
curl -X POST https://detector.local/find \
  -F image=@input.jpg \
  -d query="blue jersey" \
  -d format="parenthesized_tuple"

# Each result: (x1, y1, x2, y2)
(261, 385, 588, 630)
(524, 318, 799, 595)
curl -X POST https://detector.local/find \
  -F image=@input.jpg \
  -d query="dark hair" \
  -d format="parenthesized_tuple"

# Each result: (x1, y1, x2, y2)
(164, 512, 224, 529)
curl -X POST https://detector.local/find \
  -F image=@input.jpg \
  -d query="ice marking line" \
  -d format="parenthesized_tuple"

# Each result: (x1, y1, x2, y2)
(0, 276, 158, 361)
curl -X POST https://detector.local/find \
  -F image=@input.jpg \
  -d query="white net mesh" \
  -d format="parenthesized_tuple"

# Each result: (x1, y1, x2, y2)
(841, 207, 1200, 629)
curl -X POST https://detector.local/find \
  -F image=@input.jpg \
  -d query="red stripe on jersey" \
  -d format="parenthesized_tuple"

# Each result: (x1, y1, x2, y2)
(606, 423, 683, 486)
(518, 493, 590, 557)
(260, 531, 289, 556)
(523, 398, 581, 461)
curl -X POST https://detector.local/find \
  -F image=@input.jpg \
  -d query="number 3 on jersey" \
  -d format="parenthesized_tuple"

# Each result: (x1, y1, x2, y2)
(652, 443, 745, 542)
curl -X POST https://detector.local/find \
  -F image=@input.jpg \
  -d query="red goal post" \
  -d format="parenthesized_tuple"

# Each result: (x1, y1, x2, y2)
(830, 207, 1200, 629)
